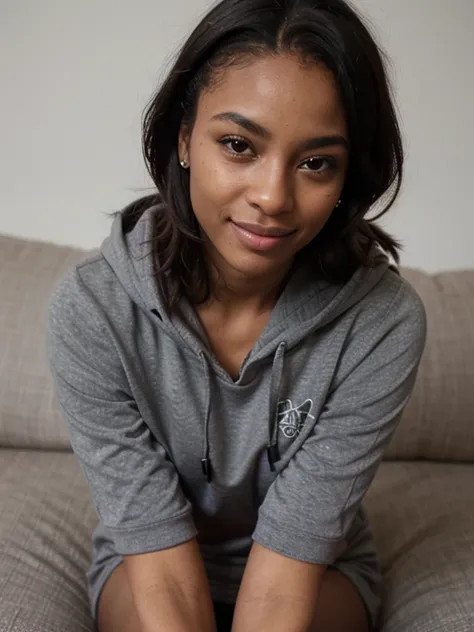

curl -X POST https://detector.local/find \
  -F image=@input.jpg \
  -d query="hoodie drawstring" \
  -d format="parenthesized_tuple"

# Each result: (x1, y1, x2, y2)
(267, 342, 287, 472)
(199, 343, 287, 482)
(199, 352, 213, 483)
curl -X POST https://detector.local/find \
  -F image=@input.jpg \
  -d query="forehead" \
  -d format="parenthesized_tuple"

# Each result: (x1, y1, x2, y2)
(197, 53, 346, 135)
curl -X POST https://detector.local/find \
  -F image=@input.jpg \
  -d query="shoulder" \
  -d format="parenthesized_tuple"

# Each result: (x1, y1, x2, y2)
(47, 252, 117, 336)
(378, 267, 426, 332)
(356, 266, 427, 358)
(46, 253, 130, 383)
(325, 267, 428, 397)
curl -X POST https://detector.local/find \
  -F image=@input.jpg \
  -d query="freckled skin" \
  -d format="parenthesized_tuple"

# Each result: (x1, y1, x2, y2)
(178, 53, 349, 287)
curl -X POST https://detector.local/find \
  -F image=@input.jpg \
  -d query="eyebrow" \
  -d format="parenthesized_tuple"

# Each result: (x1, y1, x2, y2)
(210, 111, 349, 152)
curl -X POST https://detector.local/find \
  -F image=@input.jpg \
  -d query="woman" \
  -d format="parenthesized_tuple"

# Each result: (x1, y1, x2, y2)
(47, 0, 427, 631)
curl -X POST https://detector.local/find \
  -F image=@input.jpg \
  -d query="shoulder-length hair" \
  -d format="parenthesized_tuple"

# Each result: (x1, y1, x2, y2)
(120, 0, 403, 313)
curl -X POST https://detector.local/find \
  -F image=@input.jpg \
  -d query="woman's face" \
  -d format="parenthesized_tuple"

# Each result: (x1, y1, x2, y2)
(178, 53, 349, 281)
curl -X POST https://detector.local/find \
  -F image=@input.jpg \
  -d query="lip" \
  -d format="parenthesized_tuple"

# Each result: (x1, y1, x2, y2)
(231, 221, 295, 237)
(230, 220, 295, 252)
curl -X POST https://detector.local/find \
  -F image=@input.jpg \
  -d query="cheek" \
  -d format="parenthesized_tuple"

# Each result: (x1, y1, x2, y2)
(299, 195, 338, 236)
(190, 159, 242, 215)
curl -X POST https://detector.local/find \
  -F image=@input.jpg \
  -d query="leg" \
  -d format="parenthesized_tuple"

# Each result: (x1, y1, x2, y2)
(310, 568, 370, 632)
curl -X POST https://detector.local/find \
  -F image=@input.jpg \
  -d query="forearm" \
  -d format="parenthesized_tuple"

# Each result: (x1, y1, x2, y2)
(123, 539, 217, 632)
(232, 542, 326, 632)
(135, 581, 216, 632)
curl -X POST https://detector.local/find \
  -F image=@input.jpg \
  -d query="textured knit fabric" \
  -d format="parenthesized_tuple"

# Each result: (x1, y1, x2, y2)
(45, 202, 427, 623)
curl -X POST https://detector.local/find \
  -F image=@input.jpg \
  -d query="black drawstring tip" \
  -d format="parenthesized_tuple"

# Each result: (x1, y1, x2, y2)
(201, 458, 212, 483)
(267, 444, 280, 471)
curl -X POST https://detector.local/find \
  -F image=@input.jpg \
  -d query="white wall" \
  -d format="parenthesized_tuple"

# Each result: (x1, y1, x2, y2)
(1, 0, 473, 272)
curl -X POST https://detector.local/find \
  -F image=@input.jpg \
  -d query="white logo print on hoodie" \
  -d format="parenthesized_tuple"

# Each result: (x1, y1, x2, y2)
(278, 399, 315, 438)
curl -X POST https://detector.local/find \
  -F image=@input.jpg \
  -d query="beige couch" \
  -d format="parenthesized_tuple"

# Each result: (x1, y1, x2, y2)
(1, 231, 473, 632)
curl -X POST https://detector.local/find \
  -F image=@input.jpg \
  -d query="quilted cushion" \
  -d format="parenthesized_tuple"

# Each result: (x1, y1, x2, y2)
(1, 450, 473, 632)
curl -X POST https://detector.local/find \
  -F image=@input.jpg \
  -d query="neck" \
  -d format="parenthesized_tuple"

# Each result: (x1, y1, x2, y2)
(205, 250, 293, 314)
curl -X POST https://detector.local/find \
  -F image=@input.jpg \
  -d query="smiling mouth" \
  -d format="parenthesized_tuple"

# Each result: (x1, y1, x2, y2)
(231, 221, 296, 238)
(229, 220, 296, 253)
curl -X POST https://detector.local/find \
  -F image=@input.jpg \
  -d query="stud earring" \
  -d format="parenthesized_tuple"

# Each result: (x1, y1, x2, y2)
(180, 159, 188, 169)
(335, 200, 341, 208)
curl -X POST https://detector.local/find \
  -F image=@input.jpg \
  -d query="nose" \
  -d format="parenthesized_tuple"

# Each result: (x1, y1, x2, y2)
(245, 160, 294, 216)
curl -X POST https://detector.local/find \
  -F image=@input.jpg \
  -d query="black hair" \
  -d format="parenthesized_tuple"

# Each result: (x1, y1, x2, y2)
(119, 0, 403, 312)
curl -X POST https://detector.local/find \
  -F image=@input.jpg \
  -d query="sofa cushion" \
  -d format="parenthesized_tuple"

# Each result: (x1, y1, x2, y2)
(1, 450, 473, 632)
(0, 234, 89, 449)
(387, 269, 474, 462)
(0, 449, 97, 631)
(365, 460, 474, 631)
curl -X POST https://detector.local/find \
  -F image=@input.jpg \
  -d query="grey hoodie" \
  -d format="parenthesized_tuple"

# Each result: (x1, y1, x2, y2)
(46, 202, 427, 603)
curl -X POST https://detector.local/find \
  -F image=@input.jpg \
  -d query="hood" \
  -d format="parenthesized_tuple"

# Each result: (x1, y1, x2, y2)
(101, 200, 393, 481)
(101, 200, 196, 353)
(101, 201, 167, 315)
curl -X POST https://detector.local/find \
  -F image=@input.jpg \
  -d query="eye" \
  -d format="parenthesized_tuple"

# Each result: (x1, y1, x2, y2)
(218, 135, 253, 156)
(301, 156, 337, 174)
(217, 135, 338, 175)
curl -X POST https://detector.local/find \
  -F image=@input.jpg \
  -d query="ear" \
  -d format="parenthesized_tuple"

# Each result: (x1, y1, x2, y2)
(178, 122, 191, 163)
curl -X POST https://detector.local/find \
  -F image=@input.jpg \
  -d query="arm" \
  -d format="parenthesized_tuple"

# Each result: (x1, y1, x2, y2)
(232, 543, 326, 632)
(240, 280, 426, 631)
(46, 269, 205, 629)
(123, 540, 217, 632)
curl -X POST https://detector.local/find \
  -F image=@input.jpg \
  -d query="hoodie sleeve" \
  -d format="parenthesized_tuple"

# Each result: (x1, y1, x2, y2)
(46, 264, 197, 555)
(252, 279, 427, 565)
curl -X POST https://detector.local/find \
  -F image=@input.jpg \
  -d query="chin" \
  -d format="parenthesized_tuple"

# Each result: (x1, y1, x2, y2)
(225, 251, 291, 278)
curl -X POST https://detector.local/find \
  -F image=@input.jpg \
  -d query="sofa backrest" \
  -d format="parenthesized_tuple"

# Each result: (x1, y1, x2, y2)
(0, 234, 90, 450)
(0, 233, 473, 460)
(385, 267, 474, 462)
